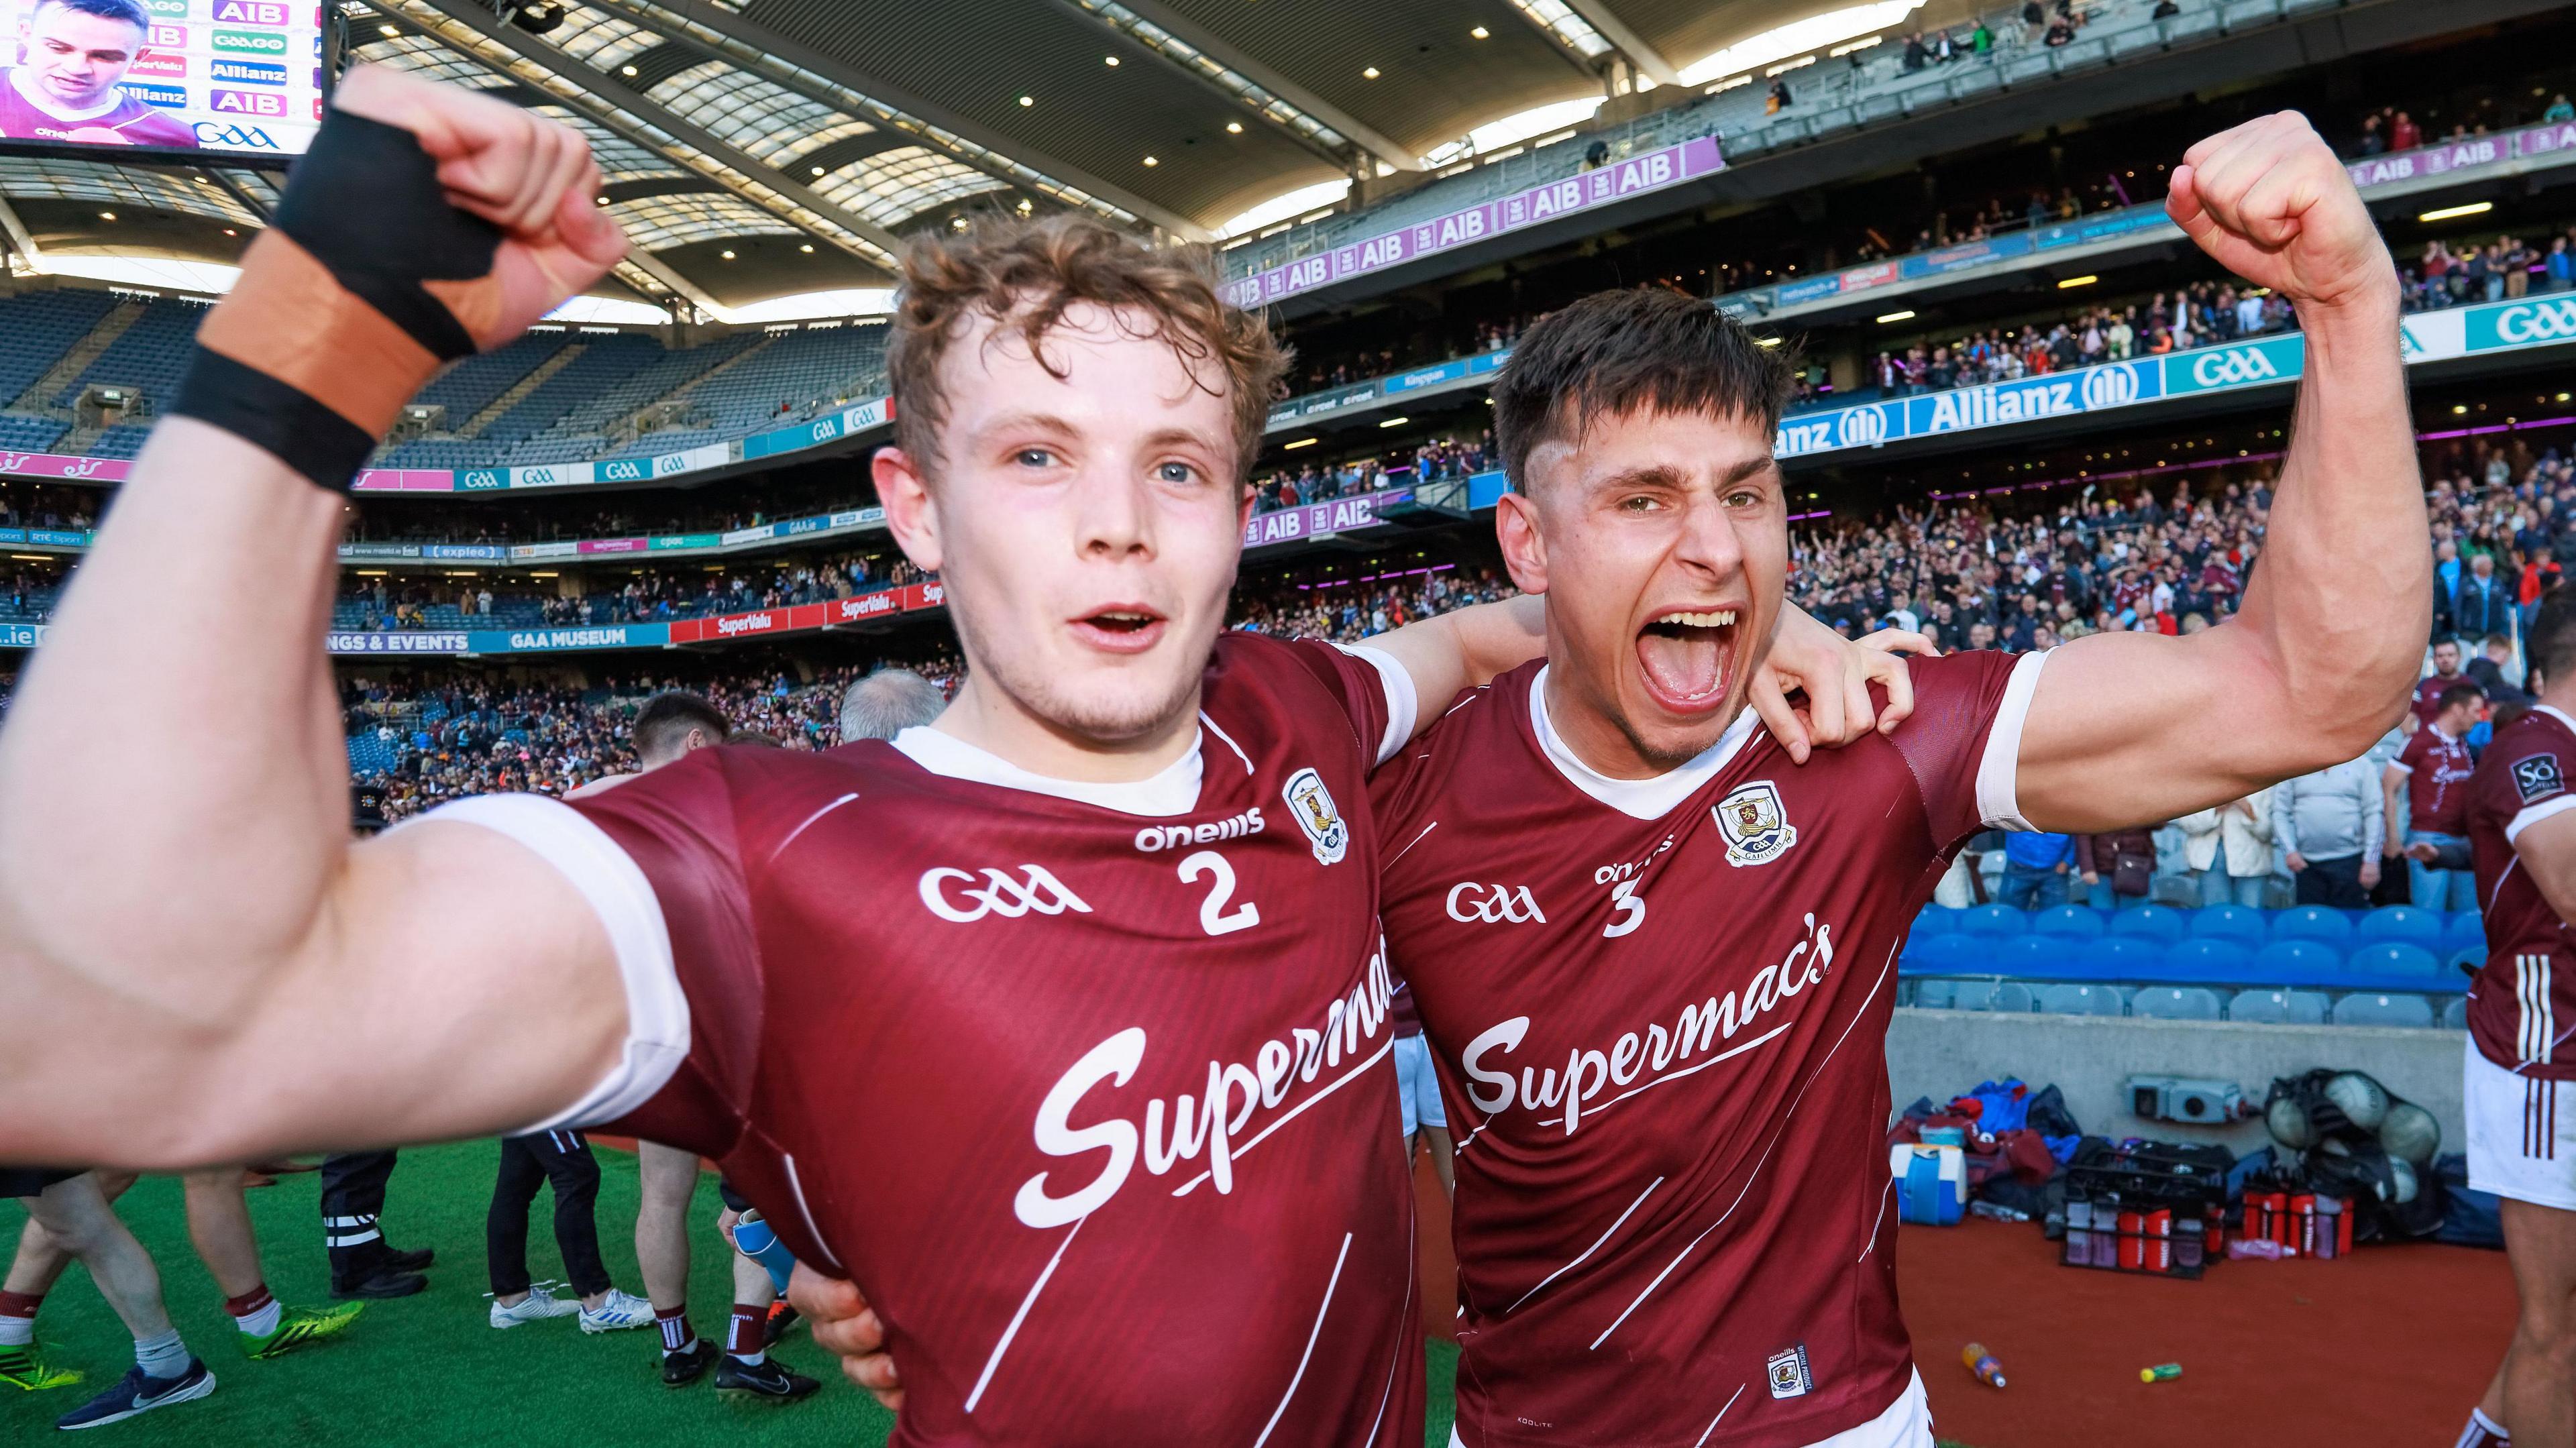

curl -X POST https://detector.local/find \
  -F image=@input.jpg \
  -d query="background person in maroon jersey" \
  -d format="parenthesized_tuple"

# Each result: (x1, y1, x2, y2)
(0, 0, 196, 149)
(802, 110, 2428, 1448)
(0, 65, 1915, 1446)
(2459, 588, 2576, 1448)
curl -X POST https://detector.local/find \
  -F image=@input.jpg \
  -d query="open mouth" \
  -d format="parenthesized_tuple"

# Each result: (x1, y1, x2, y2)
(1635, 606, 1741, 714)
(1067, 605, 1169, 655)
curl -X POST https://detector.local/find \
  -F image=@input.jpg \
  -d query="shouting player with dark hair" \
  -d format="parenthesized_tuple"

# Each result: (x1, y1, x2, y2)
(0, 66, 1907, 1445)
(807, 113, 2429, 1448)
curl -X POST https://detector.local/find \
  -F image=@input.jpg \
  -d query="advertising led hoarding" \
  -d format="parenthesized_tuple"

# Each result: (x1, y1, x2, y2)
(0, 0, 322, 160)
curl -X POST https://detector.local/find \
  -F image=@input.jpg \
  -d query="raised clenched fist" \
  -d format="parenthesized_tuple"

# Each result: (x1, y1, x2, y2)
(330, 64, 627, 349)
(2165, 111, 2395, 314)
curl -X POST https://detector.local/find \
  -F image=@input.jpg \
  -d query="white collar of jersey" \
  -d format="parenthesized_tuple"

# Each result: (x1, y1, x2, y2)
(889, 724, 1203, 818)
(2539, 704, 2576, 735)
(9, 68, 125, 122)
(1527, 665, 1760, 821)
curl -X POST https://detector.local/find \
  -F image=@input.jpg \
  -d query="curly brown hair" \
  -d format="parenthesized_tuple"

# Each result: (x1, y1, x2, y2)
(887, 215, 1287, 483)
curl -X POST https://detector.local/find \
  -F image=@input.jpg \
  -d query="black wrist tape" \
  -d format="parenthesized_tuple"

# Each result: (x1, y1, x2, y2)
(172, 109, 506, 490)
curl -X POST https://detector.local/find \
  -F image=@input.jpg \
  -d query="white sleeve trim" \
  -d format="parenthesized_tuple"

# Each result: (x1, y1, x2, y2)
(399, 794, 692, 1133)
(1331, 641, 1419, 767)
(2509, 793, 2576, 846)
(1974, 650, 2053, 832)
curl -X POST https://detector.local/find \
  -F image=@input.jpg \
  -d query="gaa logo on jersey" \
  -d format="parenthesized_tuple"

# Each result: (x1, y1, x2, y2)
(2516, 753, 2565, 805)
(1281, 767, 1348, 866)
(1766, 1343, 1814, 1400)
(1714, 781, 1798, 867)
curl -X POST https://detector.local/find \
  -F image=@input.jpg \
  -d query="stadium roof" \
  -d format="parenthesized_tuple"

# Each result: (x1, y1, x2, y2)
(0, 0, 1969, 318)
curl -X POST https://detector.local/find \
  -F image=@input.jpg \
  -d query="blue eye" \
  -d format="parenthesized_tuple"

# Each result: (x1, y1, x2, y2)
(1158, 461, 1199, 485)
(1014, 448, 1055, 468)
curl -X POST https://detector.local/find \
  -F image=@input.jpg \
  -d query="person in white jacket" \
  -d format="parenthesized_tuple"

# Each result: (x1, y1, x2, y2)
(2179, 785, 2278, 907)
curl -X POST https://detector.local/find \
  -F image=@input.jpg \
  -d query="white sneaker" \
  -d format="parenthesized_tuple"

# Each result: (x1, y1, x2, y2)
(578, 1288, 655, 1334)
(489, 1286, 581, 1330)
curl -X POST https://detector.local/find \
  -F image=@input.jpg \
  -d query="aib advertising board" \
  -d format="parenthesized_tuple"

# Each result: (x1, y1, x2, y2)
(0, 0, 323, 160)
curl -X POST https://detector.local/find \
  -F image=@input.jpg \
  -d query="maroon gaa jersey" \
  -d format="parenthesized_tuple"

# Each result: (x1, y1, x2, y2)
(2468, 704, 2576, 1080)
(412, 632, 1426, 1447)
(0, 71, 196, 148)
(1373, 651, 2044, 1448)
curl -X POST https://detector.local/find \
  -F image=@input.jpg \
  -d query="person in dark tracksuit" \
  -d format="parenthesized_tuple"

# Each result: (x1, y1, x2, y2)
(483, 1129, 652, 1332)
(324, 787, 433, 1300)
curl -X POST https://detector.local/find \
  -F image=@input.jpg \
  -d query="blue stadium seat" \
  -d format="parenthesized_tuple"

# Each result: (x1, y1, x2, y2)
(2189, 904, 2267, 945)
(1956, 903, 2025, 937)
(2347, 942, 2443, 978)
(2330, 993, 2437, 1028)
(1989, 935, 2070, 975)
(2029, 904, 2104, 940)
(2442, 996, 2469, 1031)
(2447, 945, 2486, 979)
(1912, 979, 1958, 1009)
(2356, 905, 2442, 948)
(2252, 938, 2343, 977)
(1986, 982, 2037, 1013)
(1903, 934, 1981, 972)
(2090, 936, 2165, 977)
(2108, 904, 2186, 944)
(2038, 983, 2126, 1017)
(2441, 912, 2487, 960)
(1913, 905, 1957, 935)
(2269, 905, 2352, 946)
(2162, 937, 2255, 980)
(2229, 988, 2331, 1025)
(2132, 986, 2224, 1021)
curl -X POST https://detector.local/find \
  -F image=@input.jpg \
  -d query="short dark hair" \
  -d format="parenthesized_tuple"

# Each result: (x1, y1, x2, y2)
(2532, 587, 2576, 692)
(2438, 682, 2486, 714)
(633, 689, 727, 765)
(1491, 288, 1794, 492)
(2486, 632, 2515, 651)
(35, 0, 150, 32)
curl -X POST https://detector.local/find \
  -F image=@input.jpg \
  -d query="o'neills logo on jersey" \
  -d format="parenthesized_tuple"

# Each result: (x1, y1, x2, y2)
(1460, 914, 1836, 1135)
(1012, 950, 1398, 1229)
(1133, 806, 1264, 852)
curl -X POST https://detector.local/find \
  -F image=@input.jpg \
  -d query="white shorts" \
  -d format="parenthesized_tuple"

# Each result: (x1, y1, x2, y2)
(1448, 1370, 1928, 1448)
(1395, 1033, 1446, 1134)
(2465, 1036, 2576, 1211)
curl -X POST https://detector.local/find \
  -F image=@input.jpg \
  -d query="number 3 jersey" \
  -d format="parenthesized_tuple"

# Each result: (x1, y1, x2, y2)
(414, 632, 1426, 1446)
(1371, 651, 2045, 1448)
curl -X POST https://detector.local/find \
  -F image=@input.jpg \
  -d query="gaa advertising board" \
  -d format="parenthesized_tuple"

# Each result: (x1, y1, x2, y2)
(0, 0, 321, 162)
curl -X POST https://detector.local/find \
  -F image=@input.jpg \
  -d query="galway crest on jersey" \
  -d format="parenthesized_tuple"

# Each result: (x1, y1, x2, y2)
(1715, 780, 1799, 867)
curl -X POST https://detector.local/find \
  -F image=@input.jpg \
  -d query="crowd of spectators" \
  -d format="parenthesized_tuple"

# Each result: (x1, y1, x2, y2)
(1250, 429, 1499, 511)
(345, 655, 968, 820)
(1868, 281, 2296, 396)
(0, 482, 99, 534)
(335, 547, 932, 632)
(343, 561, 1520, 816)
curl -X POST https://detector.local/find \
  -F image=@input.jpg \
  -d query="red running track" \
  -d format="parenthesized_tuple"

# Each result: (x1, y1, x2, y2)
(1411, 1160, 2513, 1446)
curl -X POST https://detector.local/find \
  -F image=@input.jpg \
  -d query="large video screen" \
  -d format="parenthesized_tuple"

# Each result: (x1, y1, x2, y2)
(0, 0, 323, 160)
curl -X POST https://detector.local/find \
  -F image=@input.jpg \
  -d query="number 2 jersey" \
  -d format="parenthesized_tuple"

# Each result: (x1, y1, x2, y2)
(411, 632, 1427, 1446)
(1372, 651, 2045, 1448)
(2468, 703, 2576, 1079)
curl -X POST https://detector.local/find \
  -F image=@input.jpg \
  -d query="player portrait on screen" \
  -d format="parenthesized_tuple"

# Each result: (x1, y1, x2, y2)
(0, 0, 197, 148)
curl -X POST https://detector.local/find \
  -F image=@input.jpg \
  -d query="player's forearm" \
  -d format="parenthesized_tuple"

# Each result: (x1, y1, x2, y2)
(0, 421, 353, 1030)
(2231, 289, 2422, 757)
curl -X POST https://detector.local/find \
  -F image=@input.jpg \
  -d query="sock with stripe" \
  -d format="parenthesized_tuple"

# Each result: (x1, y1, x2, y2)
(0, 1288, 40, 1347)
(657, 1304, 696, 1357)
(133, 1327, 189, 1381)
(227, 1284, 282, 1338)
(2458, 1406, 2510, 1448)
(727, 1304, 765, 1367)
